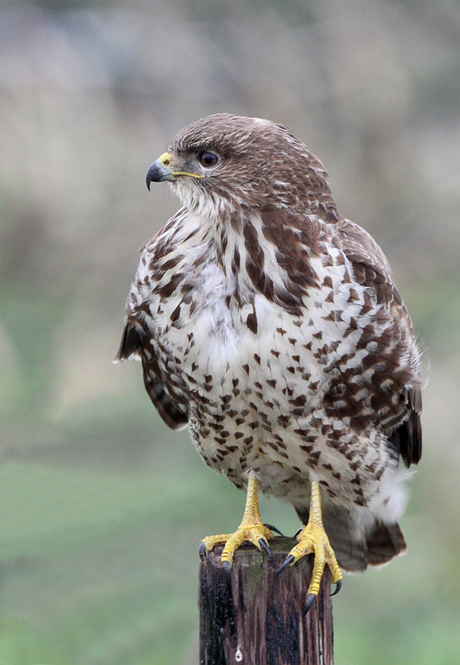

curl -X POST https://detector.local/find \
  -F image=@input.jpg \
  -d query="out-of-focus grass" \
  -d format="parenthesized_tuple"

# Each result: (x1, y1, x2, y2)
(0, 403, 298, 665)
(0, 459, 199, 664)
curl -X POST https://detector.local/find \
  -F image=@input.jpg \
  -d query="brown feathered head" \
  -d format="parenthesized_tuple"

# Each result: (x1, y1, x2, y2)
(146, 113, 337, 215)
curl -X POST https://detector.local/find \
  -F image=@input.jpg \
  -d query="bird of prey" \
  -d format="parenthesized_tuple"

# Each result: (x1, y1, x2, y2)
(117, 113, 422, 611)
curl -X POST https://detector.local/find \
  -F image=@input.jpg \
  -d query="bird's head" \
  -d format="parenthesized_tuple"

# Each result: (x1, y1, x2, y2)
(146, 114, 336, 214)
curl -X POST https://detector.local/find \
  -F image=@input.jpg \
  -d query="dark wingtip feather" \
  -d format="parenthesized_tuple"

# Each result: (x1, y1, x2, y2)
(115, 324, 188, 430)
(142, 367, 188, 431)
(389, 387, 422, 467)
(115, 324, 142, 362)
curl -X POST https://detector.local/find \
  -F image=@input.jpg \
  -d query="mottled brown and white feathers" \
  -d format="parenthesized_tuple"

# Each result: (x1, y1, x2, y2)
(117, 113, 422, 571)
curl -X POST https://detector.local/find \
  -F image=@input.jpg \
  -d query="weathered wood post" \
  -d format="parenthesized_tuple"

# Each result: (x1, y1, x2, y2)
(199, 537, 334, 665)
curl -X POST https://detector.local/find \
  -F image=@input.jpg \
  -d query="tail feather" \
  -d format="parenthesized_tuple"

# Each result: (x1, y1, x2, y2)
(295, 504, 407, 572)
(366, 521, 406, 566)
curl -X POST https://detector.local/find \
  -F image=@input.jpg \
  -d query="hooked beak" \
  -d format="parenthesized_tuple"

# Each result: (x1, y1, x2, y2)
(146, 152, 174, 189)
(146, 151, 204, 190)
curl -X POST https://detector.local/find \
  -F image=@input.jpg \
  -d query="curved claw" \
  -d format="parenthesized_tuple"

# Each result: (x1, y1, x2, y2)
(303, 593, 316, 615)
(277, 553, 296, 575)
(258, 538, 273, 559)
(263, 523, 284, 537)
(293, 526, 305, 539)
(330, 579, 342, 597)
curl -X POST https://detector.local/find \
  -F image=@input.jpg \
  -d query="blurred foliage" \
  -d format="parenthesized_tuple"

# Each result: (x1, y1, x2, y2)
(1, 0, 460, 663)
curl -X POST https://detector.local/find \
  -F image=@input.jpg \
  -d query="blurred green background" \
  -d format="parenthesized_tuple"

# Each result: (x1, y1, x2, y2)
(1, 0, 459, 663)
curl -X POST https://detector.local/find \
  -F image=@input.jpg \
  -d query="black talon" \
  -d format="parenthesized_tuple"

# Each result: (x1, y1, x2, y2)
(258, 538, 273, 559)
(199, 542, 207, 562)
(303, 593, 316, 614)
(277, 553, 295, 575)
(330, 579, 342, 596)
(263, 523, 284, 537)
(293, 526, 305, 539)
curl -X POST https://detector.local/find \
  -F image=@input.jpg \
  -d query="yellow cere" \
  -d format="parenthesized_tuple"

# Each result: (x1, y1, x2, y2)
(158, 151, 204, 178)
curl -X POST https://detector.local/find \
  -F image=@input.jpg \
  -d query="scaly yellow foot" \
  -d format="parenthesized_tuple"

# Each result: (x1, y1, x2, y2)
(279, 480, 343, 613)
(200, 473, 274, 569)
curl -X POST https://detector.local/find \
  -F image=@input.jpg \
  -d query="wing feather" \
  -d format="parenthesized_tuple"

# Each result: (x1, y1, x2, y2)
(116, 323, 188, 431)
(335, 218, 422, 466)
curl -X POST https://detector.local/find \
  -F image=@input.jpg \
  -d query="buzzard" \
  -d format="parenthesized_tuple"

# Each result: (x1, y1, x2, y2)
(117, 114, 422, 611)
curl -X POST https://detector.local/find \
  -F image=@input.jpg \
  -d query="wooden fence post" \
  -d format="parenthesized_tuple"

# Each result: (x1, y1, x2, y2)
(199, 537, 334, 665)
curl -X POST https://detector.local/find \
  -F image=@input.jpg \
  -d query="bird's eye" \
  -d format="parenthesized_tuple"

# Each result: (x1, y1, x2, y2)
(199, 151, 219, 168)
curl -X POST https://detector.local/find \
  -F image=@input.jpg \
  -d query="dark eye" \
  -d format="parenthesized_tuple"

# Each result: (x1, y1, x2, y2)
(199, 151, 219, 168)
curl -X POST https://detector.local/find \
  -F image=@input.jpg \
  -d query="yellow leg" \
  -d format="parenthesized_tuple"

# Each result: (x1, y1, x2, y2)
(280, 480, 343, 612)
(200, 473, 273, 568)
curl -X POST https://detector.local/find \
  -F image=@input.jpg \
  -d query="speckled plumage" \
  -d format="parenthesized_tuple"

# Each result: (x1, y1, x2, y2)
(117, 114, 422, 571)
